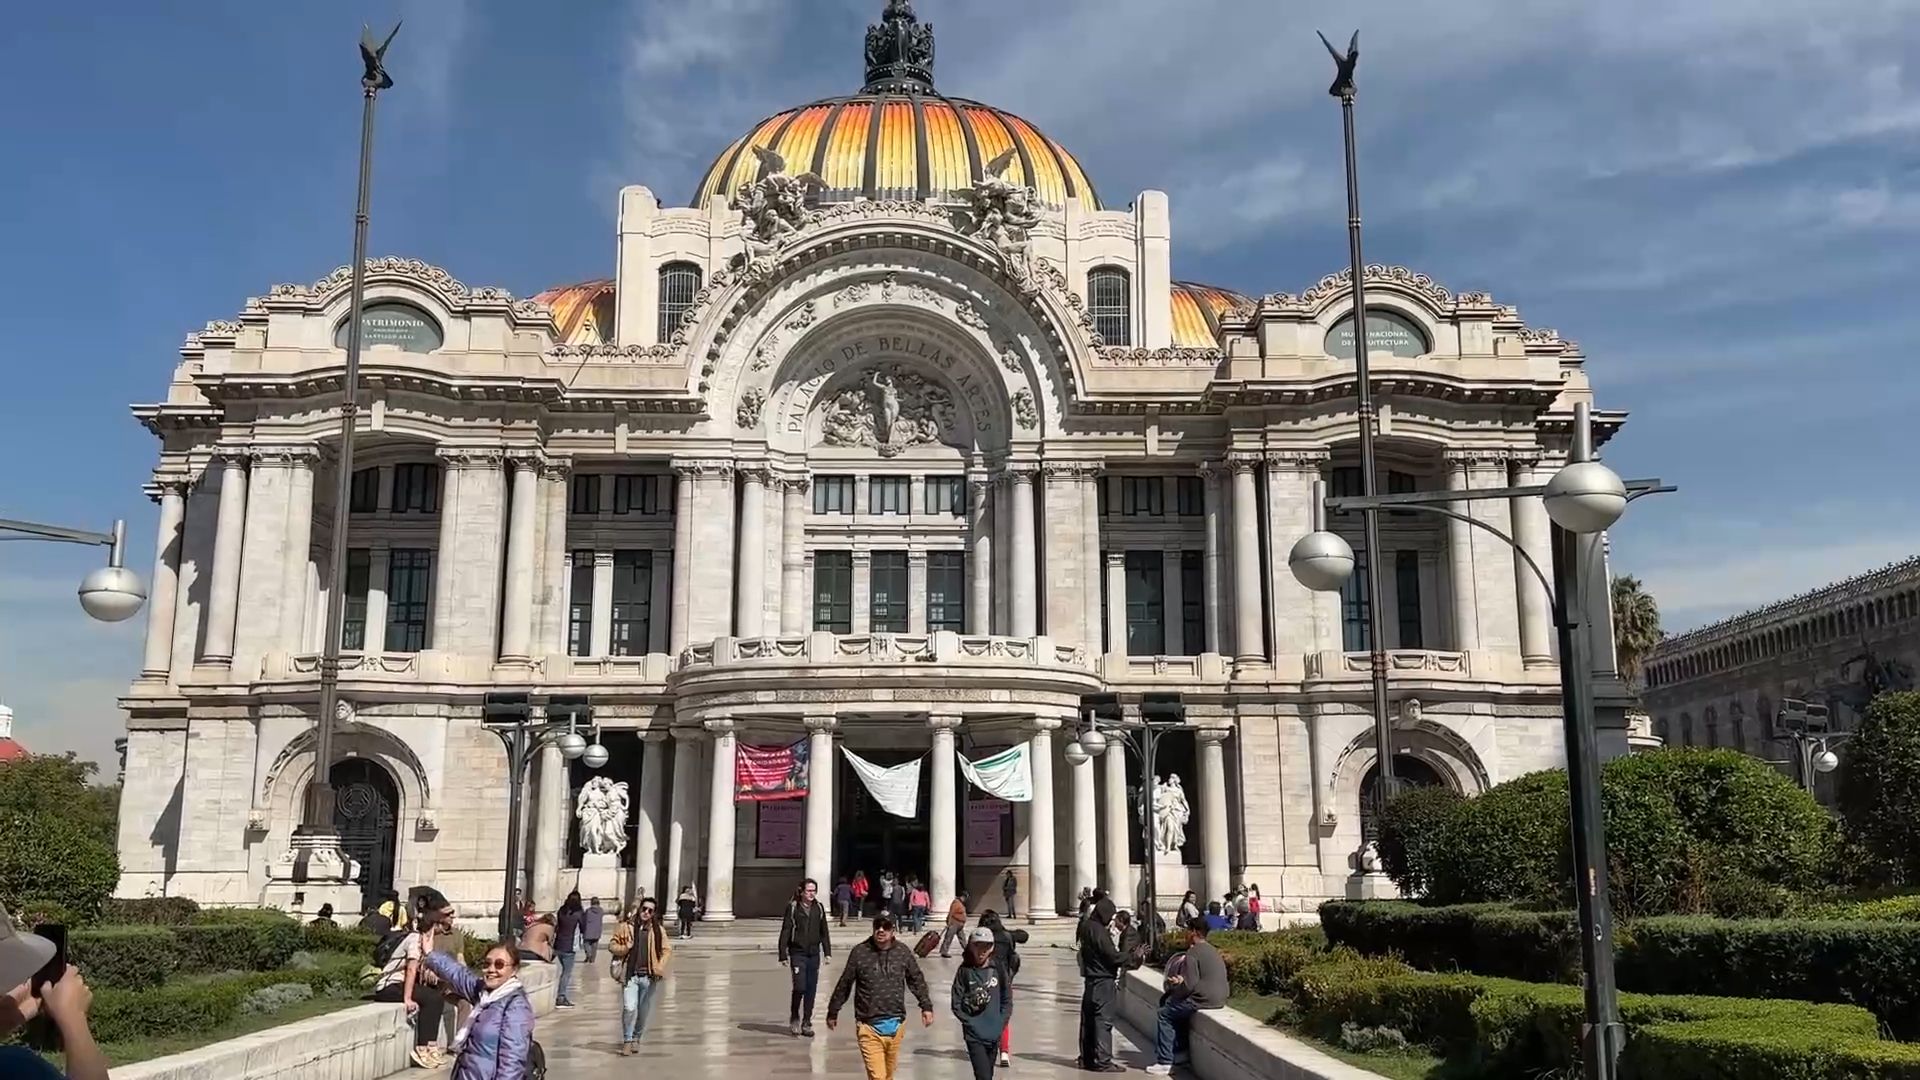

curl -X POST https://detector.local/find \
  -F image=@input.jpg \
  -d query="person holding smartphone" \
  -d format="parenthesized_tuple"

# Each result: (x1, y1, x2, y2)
(0, 905, 108, 1080)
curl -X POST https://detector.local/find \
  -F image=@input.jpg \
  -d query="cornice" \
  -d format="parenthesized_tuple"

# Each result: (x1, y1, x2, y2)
(436, 446, 507, 469)
(1263, 449, 1331, 471)
(1651, 555, 1920, 656)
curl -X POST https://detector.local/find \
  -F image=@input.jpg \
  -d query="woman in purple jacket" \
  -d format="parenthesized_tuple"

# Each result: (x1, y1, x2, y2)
(421, 927, 536, 1080)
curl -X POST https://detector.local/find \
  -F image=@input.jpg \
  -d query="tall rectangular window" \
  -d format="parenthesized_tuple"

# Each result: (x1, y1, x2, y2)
(870, 551, 909, 632)
(870, 477, 910, 515)
(1088, 266, 1132, 347)
(613, 474, 671, 515)
(341, 548, 371, 650)
(925, 476, 966, 515)
(658, 263, 702, 342)
(384, 548, 433, 653)
(610, 551, 652, 656)
(1124, 551, 1165, 656)
(813, 476, 855, 514)
(1342, 547, 1371, 652)
(1120, 477, 1164, 516)
(349, 467, 381, 514)
(1181, 551, 1205, 656)
(1175, 476, 1204, 516)
(1387, 469, 1417, 517)
(813, 552, 853, 632)
(1395, 549, 1424, 649)
(391, 463, 440, 514)
(570, 474, 600, 515)
(927, 552, 966, 632)
(1330, 466, 1364, 499)
(567, 551, 593, 657)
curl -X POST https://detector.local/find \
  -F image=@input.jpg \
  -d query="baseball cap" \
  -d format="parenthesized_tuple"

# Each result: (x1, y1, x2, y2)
(968, 927, 995, 946)
(0, 903, 55, 992)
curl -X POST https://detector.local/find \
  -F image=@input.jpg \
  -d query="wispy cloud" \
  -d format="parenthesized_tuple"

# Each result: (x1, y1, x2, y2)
(394, 0, 473, 130)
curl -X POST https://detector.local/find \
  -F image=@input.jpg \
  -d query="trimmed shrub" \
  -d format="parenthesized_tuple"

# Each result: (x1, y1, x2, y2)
(100, 896, 201, 926)
(87, 953, 366, 1044)
(69, 926, 180, 990)
(1840, 691, 1920, 885)
(193, 908, 302, 971)
(1318, 900, 1577, 981)
(1374, 785, 1464, 899)
(302, 919, 377, 957)
(1425, 770, 1568, 905)
(173, 923, 260, 973)
(1159, 927, 1327, 996)
(1798, 892, 1920, 922)
(0, 811, 120, 921)
(240, 981, 315, 1015)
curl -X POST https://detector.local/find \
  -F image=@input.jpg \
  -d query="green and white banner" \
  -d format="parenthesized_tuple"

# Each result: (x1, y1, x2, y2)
(958, 744, 1032, 803)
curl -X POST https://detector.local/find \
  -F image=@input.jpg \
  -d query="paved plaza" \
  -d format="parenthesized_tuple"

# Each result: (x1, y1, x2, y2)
(393, 942, 1155, 1078)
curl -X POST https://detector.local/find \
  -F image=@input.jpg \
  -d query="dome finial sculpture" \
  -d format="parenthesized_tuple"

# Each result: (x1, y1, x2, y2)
(864, 0, 936, 91)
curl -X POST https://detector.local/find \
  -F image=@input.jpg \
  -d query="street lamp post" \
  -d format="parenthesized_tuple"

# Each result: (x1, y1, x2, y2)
(0, 517, 146, 622)
(1065, 693, 1186, 954)
(481, 693, 607, 939)
(1776, 699, 1845, 795)
(1289, 404, 1668, 1080)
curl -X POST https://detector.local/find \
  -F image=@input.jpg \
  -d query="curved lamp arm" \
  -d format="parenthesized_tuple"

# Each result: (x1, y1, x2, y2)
(1335, 502, 1554, 601)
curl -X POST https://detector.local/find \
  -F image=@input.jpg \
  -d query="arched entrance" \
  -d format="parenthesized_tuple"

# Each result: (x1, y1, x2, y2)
(331, 758, 400, 910)
(837, 749, 931, 909)
(1358, 755, 1448, 840)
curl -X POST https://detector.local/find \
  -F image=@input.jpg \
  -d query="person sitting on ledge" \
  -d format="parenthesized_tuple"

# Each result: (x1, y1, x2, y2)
(1146, 917, 1228, 1075)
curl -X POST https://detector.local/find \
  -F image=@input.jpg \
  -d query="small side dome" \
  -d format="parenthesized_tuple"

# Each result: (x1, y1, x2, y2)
(533, 279, 615, 346)
(1170, 281, 1252, 347)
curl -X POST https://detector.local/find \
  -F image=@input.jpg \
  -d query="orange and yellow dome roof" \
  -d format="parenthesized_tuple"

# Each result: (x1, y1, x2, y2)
(691, 3, 1099, 211)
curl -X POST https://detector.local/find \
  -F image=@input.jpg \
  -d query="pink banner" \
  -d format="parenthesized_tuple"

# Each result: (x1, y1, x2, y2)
(757, 801, 805, 859)
(736, 740, 810, 802)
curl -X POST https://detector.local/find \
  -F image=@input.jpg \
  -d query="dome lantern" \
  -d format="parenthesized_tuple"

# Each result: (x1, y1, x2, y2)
(864, 1, 937, 93)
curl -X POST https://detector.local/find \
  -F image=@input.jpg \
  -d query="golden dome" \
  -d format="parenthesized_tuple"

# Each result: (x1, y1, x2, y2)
(1170, 281, 1252, 347)
(691, 3, 1099, 211)
(532, 279, 614, 345)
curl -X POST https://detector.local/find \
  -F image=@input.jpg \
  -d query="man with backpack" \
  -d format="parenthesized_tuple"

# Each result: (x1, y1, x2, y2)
(777, 878, 833, 1037)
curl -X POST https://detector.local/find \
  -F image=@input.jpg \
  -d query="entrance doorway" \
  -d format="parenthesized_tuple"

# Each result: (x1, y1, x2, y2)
(837, 749, 928, 911)
(331, 758, 400, 912)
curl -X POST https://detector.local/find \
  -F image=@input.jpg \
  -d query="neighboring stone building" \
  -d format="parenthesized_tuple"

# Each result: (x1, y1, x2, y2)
(1643, 557, 1920, 798)
(116, 4, 1629, 919)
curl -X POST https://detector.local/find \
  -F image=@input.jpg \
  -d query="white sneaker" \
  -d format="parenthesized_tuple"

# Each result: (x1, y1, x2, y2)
(1145, 1064, 1173, 1076)
(998, 1051, 1012, 1067)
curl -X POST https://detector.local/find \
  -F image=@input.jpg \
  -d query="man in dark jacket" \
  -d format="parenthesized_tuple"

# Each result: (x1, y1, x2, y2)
(827, 915, 934, 1080)
(1076, 896, 1126, 1071)
(779, 878, 834, 1036)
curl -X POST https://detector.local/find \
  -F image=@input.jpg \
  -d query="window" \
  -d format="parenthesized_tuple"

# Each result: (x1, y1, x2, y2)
(567, 552, 593, 657)
(814, 475, 855, 514)
(1175, 476, 1204, 517)
(335, 301, 443, 352)
(1394, 549, 1424, 649)
(349, 467, 381, 514)
(1181, 551, 1204, 656)
(384, 549, 432, 653)
(813, 552, 853, 633)
(570, 474, 600, 515)
(391, 463, 440, 514)
(1387, 470, 1417, 517)
(870, 551, 909, 633)
(610, 551, 653, 656)
(1120, 476, 1164, 516)
(1342, 547, 1371, 652)
(870, 477, 910, 515)
(1124, 551, 1165, 656)
(658, 262, 702, 342)
(614, 474, 671, 515)
(925, 476, 966, 516)
(1330, 466, 1364, 499)
(927, 552, 966, 632)
(1088, 266, 1132, 346)
(341, 548, 371, 650)
(1325, 308, 1429, 359)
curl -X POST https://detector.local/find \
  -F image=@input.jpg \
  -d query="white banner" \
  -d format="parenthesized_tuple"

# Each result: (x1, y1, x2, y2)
(957, 744, 1032, 803)
(841, 747, 924, 819)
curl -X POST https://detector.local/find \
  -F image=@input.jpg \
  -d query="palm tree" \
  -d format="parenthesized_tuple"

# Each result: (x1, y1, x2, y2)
(1612, 574, 1664, 686)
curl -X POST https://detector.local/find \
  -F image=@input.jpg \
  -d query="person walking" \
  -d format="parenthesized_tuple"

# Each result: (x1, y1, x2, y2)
(1145, 917, 1229, 1075)
(1247, 884, 1264, 931)
(851, 871, 870, 917)
(581, 897, 607, 962)
(909, 881, 930, 933)
(614, 898, 671, 1056)
(676, 884, 699, 939)
(834, 878, 855, 927)
(419, 927, 535, 1080)
(1001, 870, 1018, 919)
(978, 910, 1026, 1067)
(938, 893, 970, 958)
(826, 915, 934, 1080)
(951, 928, 1012, 1080)
(1076, 896, 1125, 1072)
(553, 892, 584, 1009)
(778, 878, 834, 1037)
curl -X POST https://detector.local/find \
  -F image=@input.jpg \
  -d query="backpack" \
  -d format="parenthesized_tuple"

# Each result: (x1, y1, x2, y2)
(372, 929, 412, 967)
(525, 1039, 546, 1080)
(607, 921, 634, 960)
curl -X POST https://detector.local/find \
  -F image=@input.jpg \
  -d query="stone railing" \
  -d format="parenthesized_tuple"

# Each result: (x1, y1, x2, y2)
(1099, 652, 1234, 683)
(1304, 649, 1471, 680)
(676, 632, 1091, 673)
(1119, 967, 1375, 1080)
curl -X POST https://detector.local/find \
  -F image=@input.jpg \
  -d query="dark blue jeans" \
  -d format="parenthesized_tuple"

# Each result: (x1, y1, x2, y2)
(1155, 996, 1199, 1064)
(788, 950, 822, 1023)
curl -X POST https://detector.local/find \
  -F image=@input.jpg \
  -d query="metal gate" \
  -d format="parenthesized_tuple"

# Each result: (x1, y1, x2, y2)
(330, 759, 398, 911)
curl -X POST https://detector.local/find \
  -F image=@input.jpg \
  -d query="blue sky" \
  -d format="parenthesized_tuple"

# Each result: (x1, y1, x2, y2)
(3, 0, 1917, 769)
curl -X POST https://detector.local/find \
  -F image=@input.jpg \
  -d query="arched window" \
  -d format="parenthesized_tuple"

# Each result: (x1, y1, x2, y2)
(657, 262, 702, 342)
(335, 301, 442, 352)
(1088, 266, 1132, 346)
(1358, 754, 1448, 839)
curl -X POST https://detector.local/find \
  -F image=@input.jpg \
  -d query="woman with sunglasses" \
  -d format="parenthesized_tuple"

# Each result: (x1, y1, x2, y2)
(419, 925, 535, 1080)
(616, 898, 673, 1056)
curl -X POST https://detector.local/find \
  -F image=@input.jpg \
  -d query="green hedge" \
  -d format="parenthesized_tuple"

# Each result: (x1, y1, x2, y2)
(88, 953, 366, 1045)
(69, 926, 180, 990)
(1157, 928, 1326, 996)
(192, 909, 302, 970)
(173, 924, 261, 973)
(99, 896, 202, 926)
(302, 919, 377, 957)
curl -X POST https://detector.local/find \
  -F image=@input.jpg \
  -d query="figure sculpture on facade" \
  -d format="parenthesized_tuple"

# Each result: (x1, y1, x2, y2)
(731, 145, 823, 267)
(575, 776, 631, 856)
(818, 362, 956, 455)
(960, 148, 1042, 266)
(1140, 774, 1191, 855)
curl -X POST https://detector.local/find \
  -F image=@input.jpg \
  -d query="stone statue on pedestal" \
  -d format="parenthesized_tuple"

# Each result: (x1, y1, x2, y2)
(575, 776, 630, 856)
(1139, 774, 1191, 855)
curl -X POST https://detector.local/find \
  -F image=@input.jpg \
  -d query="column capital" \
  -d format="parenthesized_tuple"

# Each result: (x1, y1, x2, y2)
(1194, 726, 1233, 744)
(504, 448, 548, 471)
(773, 474, 811, 495)
(209, 444, 253, 468)
(1006, 469, 1036, 488)
(538, 456, 572, 481)
(673, 458, 735, 479)
(737, 463, 773, 485)
(702, 717, 736, 737)
(638, 729, 672, 744)
(928, 714, 964, 733)
(1263, 449, 1331, 472)
(1029, 716, 1063, 734)
(1040, 461, 1101, 481)
(804, 715, 840, 734)
(247, 444, 321, 467)
(1442, 446, 1513, 467)
(670, 727, 708, 744)
(437, 446, 507, 470)
(1225, 452, 1262, 474)
(144, 477, 191, 502)
(593, 550, 615, 567)
(851, 550, 873, 565)
(1104, 550, 1127, 569)
(1196, 460, 1228, 482)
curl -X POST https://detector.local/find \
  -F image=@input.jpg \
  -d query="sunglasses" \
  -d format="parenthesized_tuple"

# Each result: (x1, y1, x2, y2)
(482, 958, 515, 971)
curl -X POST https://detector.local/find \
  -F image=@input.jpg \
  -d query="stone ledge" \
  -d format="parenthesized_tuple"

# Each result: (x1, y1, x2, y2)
(1119, 968, 1383, 1080)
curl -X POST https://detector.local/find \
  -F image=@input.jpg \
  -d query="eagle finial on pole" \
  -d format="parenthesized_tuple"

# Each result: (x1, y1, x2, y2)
(1317, 29, 1359, 99)
(360, 22, 402, 91)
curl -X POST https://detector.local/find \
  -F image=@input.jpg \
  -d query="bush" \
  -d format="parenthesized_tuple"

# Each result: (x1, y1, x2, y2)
(1374, 785, 1465, 899)
(86, 953, 367, 1044)
(173, 923, 260, 973)
(101, 896, 201, 926)
(1318, 901, 1578, 982)
(1425, 770, 1568, 905)
(193, 909, 302, 970)
(302, 919, 376, 957)
(240, 981, 314, 1015)
(69, 926, 180, 990)
(1798, 892, 1920, 922)
(1161, 927, 1327, 996)
(1840, 691, 1920, 885)
(0, 811, 120, 921)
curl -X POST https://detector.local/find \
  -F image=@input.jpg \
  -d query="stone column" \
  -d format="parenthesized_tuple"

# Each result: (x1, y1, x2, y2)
(1196, 728, 1233, 903)
(1444, 455, 1481, 652)
(1009, 472, 1038, 637)
(703, 719, 738, 920)
(530, 742, 567, 908)
(851, 552, 873, 634)
(1267, 451, 1334, 655)
(364, 546, 391, 652)
(431, 462, 464, 648)
(1070, 748, 1098, 902)
(499, 456, 541, 663)
(277, 455, 316, 655)
(665, 730, 702, 894)
(634, 732, 669, 902)
(1082, 472, 1104, 653)
(735, 467, 768, 636)
(992, 477, 1011, 634)
(1162, 547, 1185, 655)
(140, 481, 188, 678)
(648, 552, 672, 653)
(669, 468, 695, 653)
(1104, 552, 1127, 655)
(804, 716, 837, 890)
(432, 449, 508, 655)
(1510, 457, 1555, 666)
(1101, 740, 1131, 900)
(1028, 718, 1060, 919)
(967, 479, 993, 635)
(1465, 452, 1521, 652)
(908, 553, 929, 633)
(589, 552, 614, 658)
(537, 459, 571, 657)
(1199, 464, 1225, 654)
(780, 478, 809, 635)
(202, 453, 249, 665)
(929, 714, 961, 906)
(1230, 456, 1264, 666)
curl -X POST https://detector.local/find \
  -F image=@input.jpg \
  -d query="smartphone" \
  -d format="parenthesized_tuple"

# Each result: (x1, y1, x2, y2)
(30, 924, 66, 992)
